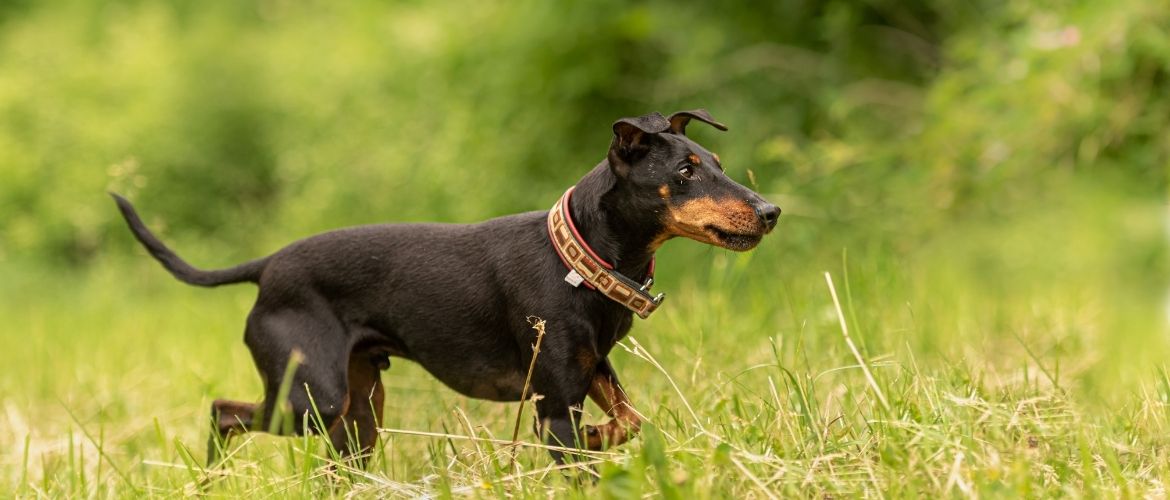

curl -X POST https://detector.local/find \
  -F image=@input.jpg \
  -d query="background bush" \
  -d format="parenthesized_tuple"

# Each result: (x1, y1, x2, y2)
(2, 0, 1161, 263)
(0, 0, 1166, 496)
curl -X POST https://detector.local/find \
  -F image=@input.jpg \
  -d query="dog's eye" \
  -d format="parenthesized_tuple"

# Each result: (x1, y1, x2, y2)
(678, 165, 695, 179)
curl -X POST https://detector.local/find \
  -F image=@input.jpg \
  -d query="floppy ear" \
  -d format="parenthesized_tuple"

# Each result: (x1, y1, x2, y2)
(610, 112, 671, 164)
(667, 108, 728, 135)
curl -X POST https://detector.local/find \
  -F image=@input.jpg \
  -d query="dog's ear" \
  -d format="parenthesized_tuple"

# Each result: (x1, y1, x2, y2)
(667, 109, 728, 135)
(610, 112, 671, 168)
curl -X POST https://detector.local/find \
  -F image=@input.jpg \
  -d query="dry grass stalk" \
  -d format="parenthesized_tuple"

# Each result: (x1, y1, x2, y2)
(509, 316, 549, 465)
(824, 272, 891, 412)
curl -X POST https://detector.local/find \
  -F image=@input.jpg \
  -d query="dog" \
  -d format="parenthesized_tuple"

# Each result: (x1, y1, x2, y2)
(111, 109, 779, 466)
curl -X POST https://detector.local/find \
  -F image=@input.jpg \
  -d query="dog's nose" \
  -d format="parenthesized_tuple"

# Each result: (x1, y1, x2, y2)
(756, 203, 780, 231)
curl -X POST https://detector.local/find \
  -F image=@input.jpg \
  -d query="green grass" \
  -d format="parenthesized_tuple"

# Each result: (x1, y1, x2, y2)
(1, 0, 1168, 496)
(2, 178, 1166, 498)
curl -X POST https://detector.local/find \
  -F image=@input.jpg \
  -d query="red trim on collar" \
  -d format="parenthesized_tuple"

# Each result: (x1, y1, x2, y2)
(562, 187, 614, 270)
(557, 186, 655, 281)
(546, 187, 664, 318)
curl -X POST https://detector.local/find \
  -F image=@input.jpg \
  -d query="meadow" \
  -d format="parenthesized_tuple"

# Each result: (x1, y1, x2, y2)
(1, 0, 1167, 497)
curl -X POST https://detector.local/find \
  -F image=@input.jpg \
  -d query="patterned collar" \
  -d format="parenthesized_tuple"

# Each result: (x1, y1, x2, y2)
(546, 187, 664, 319)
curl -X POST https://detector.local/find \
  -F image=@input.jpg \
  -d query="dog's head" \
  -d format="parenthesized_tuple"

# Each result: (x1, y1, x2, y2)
(607, 109, 780, 252)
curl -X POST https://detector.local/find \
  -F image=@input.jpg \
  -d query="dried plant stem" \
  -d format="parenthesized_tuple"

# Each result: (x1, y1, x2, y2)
(509, 316, 548, 464)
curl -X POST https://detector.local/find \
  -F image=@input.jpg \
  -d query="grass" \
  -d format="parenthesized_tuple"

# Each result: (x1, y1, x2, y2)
(1, 178, 1166, 498)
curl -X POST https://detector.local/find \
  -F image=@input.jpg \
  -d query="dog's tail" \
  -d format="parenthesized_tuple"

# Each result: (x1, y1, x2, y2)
(110, 193, 267, 287)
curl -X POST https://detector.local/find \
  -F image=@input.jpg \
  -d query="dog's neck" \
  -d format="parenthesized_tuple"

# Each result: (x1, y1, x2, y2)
(568, 162, 660, 280)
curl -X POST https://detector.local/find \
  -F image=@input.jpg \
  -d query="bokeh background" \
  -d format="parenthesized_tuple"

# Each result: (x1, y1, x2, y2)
(1, 0, 1167, 496)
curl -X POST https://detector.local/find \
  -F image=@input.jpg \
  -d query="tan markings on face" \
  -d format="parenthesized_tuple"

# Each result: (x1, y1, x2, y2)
(687, 153, 701, 165)
(656, 196, 762, 250)
(657, 185, 670, 199)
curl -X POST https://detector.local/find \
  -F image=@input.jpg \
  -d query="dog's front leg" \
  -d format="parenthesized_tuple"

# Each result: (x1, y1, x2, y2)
(582, 359, 641, 450)
(535, 398, 589, 465)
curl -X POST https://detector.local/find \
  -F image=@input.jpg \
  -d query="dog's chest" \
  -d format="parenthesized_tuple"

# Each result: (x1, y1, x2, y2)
(434, 365, 528, 402)
(596, 314, 635, 356)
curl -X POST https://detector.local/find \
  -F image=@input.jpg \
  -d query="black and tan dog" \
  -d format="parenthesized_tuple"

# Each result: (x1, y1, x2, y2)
(112, 109, 779, 466)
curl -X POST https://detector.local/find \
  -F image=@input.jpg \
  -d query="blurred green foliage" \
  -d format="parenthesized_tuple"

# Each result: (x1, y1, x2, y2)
(1, 2, 1169, 495)
(0, 0, 1162, 265)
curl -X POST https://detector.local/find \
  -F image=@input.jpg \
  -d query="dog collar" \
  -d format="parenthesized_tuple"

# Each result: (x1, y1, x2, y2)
(546, 187, 664, 319)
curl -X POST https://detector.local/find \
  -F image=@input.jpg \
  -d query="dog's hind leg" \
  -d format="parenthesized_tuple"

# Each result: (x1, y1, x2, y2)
(249, 306, 351, 434)
(207, 399, 257, 465)
(204, 305, 352, 466)
(327, 350, 386, 466)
